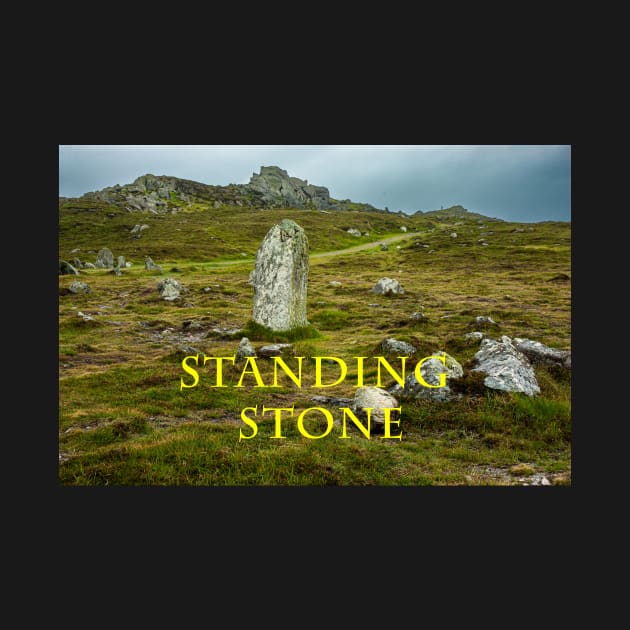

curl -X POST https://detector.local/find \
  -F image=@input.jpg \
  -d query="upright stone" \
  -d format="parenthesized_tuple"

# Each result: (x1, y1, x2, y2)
(95, 248, 114, 268)
(250, 219, 309, 331)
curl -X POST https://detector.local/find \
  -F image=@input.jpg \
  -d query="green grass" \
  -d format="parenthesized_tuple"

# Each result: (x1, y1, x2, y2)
(59, 204, 571, 485)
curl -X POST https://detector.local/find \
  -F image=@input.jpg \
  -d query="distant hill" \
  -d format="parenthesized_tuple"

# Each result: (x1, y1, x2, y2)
(63, 166, 381, 214)
(414, 205, 503, 223)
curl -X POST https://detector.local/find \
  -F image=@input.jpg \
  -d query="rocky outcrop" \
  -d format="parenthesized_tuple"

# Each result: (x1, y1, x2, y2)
(472, 336, 540, 396)
(246, 166, 332, 209)
(250, 219, 309, 331)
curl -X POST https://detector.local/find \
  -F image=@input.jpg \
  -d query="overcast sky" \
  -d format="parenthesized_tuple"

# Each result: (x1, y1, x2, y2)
(59, 145, 571, 222)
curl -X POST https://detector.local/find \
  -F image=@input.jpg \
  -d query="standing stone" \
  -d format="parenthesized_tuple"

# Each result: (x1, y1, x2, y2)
(95, 248, 114, 268)
(250, 219, 309, 331)
(117, 255, 126, 269)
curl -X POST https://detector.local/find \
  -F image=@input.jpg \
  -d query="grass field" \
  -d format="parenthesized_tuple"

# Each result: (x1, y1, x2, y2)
(59, 203, 571, 485)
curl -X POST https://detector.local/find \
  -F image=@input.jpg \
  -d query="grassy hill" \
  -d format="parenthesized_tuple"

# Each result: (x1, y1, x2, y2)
(58, 201, 571, 486)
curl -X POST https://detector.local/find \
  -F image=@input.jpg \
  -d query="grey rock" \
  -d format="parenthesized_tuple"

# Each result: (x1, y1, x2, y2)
(410, 311, 427, 321)
(117, 255, 126, 269)
(157, 277, 182, 301)
(329, 281, 342, 288)
(72, 257, 83, 269)
(390, 351, 463, 402)
(130, 224, 149, 234)
(258, 343, 294, 358)
(352, 387, 400, 426)
(145, 256, 163, 272)
(347, 228, 362, 236)
(95, 248, 114, 268)
(382, 338, 417, 354)
(59, 260, 79, 275)
(472, 336, 540, 396)
(68, 281, 91, 294)
(83, 262, 96, 269)
(465, 331, 486, 341)
(77, 311, 95, 322)
(236, 337, 257, 361)
(450, 232, 458, 238)
(513, 338, 571, 369)
(475, 316, 497, 325)
(372, 277, 404, 295)
(251, 219, 309, 331)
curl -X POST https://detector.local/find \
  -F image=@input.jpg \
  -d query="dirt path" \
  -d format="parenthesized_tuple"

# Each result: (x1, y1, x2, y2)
(204, 232, 416, 268)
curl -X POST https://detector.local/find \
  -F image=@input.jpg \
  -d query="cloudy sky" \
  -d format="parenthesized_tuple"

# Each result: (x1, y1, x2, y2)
(59, 145, 571, 222)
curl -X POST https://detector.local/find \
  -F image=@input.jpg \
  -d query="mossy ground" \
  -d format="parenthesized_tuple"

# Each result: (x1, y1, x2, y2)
(59, 205, 571, 485)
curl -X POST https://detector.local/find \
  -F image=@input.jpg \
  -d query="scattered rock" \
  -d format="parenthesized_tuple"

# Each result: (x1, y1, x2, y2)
(382, 338, 417, 354)
(77, 311, 95, 322)
(130, 224, 149, 234)
(250, 219, 309, 331)
(258, 343, 294, 358)
(329, 281, 342, 288)
(117, 255, 126, 269)
(72, 257, 83, 269)
(95, 248, 114, 268)
(83, 262, 96, 269)
(464, 331, 486, 341)
(68, 281, 91, 294)
(400, 226, 407, 232)
(513, 338, 571, 369)
(372, 277, 404, 295)
(125, 262, 132, 268)
(347, 228, 361, 236)
(475, 315, 498, 326)
(472, 336, 540, 396)
(157, 277, 182, 301)
(59, 260, 79, 275)
(450, 232, 458, 238)
(380, 243, 389, 251)
(145, 256, 163, 272)
(70, 248, 80, 254)
(390, 351, 463, 402)
(235, 337, 257, 361)
(352, 387, 400, 427)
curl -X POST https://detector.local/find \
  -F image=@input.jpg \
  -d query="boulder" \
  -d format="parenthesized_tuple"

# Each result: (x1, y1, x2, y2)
(513, 338, 571, 370)
(145, 256, 163, 272)
(472, 336, 540, 396)
(68, 281, 91, 294)
(352, 387, 400, 427)
(390, 351, 463, 402)
(235, 337, 257, 362)
(382, 338, 416, 354)
(59, 260, 79, 275)
(157, 277, 182, 301)
(372, 277, 404, 295)
(258, 343, 294, 358)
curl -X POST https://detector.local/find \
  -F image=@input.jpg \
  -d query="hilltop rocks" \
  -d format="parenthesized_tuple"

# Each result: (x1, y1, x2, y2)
(353, 387, 400, 427)
(250, 219, 309, 331)
(472, 336, 540, 396)
(59, 260, 79, 275)
(235, 337, 257, 361)
(247, 166, 331, 209)
(372, 277, 404, 295)
(145, 256, 163, 272)
(382, 338, 416, 355)
(390, 351, 463, 402)
(157, 277, 182, 301)
(68, 281, 91, 294)
(513, 338, 571, 370)
(95, 248, 114, 268)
